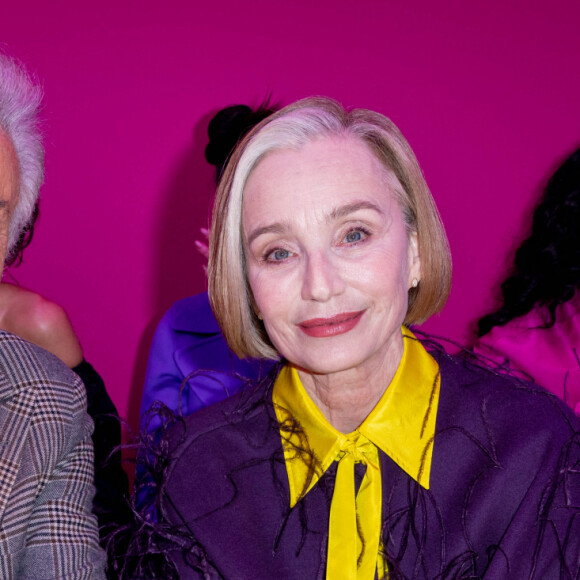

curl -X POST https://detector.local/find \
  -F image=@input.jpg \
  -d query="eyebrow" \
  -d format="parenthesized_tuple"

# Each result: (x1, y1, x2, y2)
(246, 200, 384, 246)
(247, 222, 289, 246)
(328, 200, 385, 221)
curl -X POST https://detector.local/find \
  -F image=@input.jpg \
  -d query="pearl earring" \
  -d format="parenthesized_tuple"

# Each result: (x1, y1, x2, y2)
(411, 278, 418, 288)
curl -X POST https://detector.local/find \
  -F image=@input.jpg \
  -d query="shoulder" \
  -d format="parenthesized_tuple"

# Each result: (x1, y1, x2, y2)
(0, 331, 90, 473)
(165, 369, 281, 477)
(161, 373, 281, 521)
(170, 375, 276, 453)
(157, 292, 221, 335)
(0, 330, 86, 411)
(473, 310, 544, 356)
(0, 285, 83, 367)
(433, 348, 579, 441)
(424, 348, 580, 576)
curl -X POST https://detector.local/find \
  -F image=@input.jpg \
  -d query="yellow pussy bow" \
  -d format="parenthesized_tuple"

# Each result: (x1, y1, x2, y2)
(272, 327, 441, 579)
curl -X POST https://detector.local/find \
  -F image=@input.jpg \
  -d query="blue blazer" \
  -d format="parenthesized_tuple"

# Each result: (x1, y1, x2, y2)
(141, 292, 275, 423)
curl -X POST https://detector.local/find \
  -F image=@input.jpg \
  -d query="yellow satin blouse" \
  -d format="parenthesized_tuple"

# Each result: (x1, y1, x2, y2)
(272, 327, 441, 579)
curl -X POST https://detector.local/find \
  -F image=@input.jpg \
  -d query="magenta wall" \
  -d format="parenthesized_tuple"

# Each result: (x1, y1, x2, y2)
(1, 0, 579, 426)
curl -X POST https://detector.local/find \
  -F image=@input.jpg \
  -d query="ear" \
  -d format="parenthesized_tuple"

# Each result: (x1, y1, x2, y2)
(407, 231, 421, 288)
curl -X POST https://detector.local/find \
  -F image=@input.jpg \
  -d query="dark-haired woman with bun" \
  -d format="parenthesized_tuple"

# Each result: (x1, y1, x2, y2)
(140, 103, 277, 425)
(474, 147, 580, 415)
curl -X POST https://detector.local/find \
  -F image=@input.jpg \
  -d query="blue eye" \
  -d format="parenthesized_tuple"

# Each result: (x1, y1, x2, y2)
(345, 230, 364, 243)
(269, 249, 290, 261)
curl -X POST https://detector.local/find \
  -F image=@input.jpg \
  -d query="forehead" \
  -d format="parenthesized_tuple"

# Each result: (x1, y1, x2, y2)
(0, 131, 19, 206)
(252, 134, 385, 177)
(243, 136, 392, 211)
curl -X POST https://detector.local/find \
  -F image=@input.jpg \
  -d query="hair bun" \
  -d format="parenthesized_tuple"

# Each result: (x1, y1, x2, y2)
(205, 102, 276, 180)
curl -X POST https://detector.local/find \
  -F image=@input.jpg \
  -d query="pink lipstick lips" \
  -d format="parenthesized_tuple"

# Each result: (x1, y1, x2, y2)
(298, 310, 364, 338)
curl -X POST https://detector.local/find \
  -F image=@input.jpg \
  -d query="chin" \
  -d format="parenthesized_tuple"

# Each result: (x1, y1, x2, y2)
(292, 346, 372, 377)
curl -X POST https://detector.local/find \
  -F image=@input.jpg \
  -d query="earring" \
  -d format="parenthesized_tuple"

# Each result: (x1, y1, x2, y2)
(257, 311, 263, 320)
(411, 278, 419, 288)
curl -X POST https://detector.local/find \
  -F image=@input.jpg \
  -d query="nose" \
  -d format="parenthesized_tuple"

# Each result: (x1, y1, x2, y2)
(300, 251, 346, 302)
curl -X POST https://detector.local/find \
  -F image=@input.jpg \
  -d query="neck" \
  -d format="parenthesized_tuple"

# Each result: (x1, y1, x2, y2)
(296, 336, 404, 433)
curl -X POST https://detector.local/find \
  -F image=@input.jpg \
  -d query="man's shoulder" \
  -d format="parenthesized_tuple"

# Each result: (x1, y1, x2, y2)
(0, 330, 84, 403)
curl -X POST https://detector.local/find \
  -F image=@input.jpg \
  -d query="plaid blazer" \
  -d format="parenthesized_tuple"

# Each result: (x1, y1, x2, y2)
(0, 331, 106, 579)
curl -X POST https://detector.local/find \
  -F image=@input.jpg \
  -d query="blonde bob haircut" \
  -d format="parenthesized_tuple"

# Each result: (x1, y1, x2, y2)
(209, 96, 452, 360)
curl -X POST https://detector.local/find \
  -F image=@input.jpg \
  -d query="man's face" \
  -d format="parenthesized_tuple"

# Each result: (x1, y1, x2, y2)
(0, 131, 19, 276)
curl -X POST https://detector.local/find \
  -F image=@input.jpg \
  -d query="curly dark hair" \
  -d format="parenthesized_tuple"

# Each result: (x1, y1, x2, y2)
(478, 146, 580, 337)
(204, 100, 278, 183)
(5, 199, 39, 267)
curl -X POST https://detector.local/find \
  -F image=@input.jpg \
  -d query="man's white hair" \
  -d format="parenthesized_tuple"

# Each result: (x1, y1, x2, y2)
(0, 52, 44, 257)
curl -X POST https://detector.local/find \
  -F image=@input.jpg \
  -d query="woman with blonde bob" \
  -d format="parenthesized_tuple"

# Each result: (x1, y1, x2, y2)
(144, 98, 579, 579)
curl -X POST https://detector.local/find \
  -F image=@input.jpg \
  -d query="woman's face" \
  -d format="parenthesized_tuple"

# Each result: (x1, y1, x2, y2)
(242, 136, 421, 378)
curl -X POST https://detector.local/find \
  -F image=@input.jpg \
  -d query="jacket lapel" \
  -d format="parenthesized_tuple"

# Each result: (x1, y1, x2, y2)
(0, 366, 36, 525)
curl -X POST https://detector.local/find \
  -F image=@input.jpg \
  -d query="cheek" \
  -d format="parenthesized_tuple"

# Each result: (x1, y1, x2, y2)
(248, 267, 291, 319)
(251, 279, 295, 354)
(352, 245, 407, 285)
(355, 251, 411, 310)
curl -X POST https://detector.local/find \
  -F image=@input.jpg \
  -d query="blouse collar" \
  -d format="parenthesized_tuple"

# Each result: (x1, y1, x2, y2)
(272, 327, 441, 507)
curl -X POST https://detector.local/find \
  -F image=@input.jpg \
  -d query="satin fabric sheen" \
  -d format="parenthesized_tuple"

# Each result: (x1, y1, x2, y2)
(141, 292, 274, 428)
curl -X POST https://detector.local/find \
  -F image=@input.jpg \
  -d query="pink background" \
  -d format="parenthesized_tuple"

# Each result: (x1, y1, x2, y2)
(1, 0, 579, 428)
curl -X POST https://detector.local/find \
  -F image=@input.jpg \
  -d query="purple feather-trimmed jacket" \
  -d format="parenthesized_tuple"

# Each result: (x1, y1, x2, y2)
(146, 347, 580, 579)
